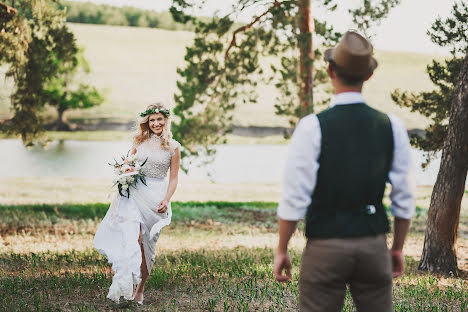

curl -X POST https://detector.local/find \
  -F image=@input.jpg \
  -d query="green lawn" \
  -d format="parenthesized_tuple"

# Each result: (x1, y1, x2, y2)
(0, 23, 445, 130)
(0, 201, 466, 311)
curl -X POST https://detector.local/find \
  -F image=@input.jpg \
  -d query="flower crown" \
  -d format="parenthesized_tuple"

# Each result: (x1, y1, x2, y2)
(140, 107, 170, 118)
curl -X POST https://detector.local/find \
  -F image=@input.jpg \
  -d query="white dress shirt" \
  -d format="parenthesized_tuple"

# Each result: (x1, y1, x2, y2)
(277, 92, 416, 221)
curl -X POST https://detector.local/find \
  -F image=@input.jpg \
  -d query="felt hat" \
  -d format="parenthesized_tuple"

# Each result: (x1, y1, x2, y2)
(324, 31, 378, 77)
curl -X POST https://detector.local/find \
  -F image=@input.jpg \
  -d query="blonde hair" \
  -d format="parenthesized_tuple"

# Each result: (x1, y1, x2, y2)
(133, 103, 172, 150)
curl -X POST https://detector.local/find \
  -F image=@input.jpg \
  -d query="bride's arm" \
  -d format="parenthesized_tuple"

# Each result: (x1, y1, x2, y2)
(158, 147, 180, 212)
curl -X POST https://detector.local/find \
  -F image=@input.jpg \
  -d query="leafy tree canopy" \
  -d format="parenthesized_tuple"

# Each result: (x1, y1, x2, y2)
(44, 49, 104, 131)
(0, 0, 103, 142)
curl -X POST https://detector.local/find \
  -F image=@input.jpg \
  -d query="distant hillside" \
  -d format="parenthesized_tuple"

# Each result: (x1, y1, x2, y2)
(0, 23, 445, 130)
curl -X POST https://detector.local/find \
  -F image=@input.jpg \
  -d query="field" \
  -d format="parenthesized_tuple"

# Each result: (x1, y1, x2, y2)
(0, 178, 467, 311)
(0, 23, 445, 130)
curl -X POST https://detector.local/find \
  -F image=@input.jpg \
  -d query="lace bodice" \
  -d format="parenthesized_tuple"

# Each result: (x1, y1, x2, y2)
(135, 136, 180, 178)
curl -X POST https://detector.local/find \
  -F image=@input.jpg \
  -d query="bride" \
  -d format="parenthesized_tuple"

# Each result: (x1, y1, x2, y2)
(94, 103, 180, 305)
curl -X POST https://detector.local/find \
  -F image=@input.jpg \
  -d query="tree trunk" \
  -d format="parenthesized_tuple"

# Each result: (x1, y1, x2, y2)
(418, 49, 468, 275)
(54, 108, 72, 131)
(298, 0, 314, 116)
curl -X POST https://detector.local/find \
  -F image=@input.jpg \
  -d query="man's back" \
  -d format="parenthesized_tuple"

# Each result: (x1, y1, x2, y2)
(307, 103, 394, 238)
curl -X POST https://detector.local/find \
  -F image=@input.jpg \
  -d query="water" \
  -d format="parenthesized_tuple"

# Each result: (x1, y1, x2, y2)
(0, 139, 452, 185)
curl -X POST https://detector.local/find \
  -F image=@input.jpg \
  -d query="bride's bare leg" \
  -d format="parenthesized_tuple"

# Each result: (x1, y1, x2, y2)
(135, 225, 148, 300)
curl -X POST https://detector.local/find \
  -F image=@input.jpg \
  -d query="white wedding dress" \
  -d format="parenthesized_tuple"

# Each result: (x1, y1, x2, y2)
(94, 135, 180, 303)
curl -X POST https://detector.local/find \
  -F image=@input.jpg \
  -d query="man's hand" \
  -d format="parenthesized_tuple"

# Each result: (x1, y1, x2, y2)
(274, 251, 292, 282)
(390, 249, 404, 277)
(391, 217, 410, 278)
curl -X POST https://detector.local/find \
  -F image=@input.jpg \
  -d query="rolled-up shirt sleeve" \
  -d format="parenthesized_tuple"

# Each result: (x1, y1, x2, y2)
(277, 115, 321, 221)
(388, 115, 416, 219)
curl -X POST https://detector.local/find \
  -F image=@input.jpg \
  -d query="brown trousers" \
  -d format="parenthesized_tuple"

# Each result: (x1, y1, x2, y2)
(299, 235, 393, 312)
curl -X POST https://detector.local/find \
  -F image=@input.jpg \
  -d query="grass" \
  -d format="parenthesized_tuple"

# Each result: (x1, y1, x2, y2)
(0, 201, 467, 311)
(1, 249, 466, 311)
(0, 177, 284, 204)
(0, 201, 277, 228)
(0, 23, 446, 130)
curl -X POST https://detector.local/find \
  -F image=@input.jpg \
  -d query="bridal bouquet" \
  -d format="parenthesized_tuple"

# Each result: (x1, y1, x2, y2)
(109, 151, 148, 198)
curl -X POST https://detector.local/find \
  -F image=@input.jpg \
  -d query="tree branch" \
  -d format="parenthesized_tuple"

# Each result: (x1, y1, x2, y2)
(0, 1, 17, 15)
(224, 0, 281, 60)
(1, 1, 17, 35)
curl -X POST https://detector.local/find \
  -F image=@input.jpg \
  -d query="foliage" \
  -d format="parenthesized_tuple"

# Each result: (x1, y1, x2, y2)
(0, 0, 103, 143)
(44, 49, 104, 130)
(0, 0, 76, 144)
(57, 1, 216, 32)
(349, 0, 400, 38)
(169, 0, 401, 166)
(391, 1, 468, 165)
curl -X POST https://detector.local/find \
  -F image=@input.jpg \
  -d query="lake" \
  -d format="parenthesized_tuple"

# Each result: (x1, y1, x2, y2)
(0, 139, 452, 185)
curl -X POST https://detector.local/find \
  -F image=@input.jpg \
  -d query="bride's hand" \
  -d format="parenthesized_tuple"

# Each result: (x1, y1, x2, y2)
(157, 200, 168, 213)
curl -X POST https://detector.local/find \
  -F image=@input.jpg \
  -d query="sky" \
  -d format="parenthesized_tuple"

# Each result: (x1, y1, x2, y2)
(71, 0, 456, 55)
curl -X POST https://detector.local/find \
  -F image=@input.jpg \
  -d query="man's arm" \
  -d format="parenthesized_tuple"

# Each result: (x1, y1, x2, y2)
(388, 115, 416, 277)
(274, 115, 321, 282)
(391, 217, 411, 277)
(274, 220, 298, 282)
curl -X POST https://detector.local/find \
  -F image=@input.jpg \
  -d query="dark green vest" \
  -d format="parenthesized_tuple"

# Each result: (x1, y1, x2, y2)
(305, 103, 394, 239)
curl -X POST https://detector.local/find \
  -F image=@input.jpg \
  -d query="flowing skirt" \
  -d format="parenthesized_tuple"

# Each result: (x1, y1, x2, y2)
(94, 177, 171, 303)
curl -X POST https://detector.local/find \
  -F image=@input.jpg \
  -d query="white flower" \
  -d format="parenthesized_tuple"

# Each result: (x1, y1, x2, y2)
(114, 168, 120, 175)
(121, 164, 130, 172)
(126, 176, 133, 183)
(121, 184, 128, 190)
(134, 163, 141, 171)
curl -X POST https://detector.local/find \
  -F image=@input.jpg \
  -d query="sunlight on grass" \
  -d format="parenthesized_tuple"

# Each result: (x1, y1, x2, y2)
(0, 190, 466, 310)
(0, 246, 466, 311)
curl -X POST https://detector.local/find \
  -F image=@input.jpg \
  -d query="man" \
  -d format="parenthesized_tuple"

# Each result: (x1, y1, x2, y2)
(273, 31, 415, 312)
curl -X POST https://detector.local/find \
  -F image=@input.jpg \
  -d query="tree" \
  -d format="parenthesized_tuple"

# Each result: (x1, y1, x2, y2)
(44, 50, 104, 131)
(391, 2, 467, 166)
(415, 2, 468, 275)
(169, 0, 401, 164)
(0, 0, 103, 142)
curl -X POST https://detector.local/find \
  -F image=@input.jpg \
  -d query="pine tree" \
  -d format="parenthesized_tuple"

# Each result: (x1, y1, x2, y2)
(169, 0, 401, 163)
(411, 1, 468, 275)
(391, 2, 467, 166)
